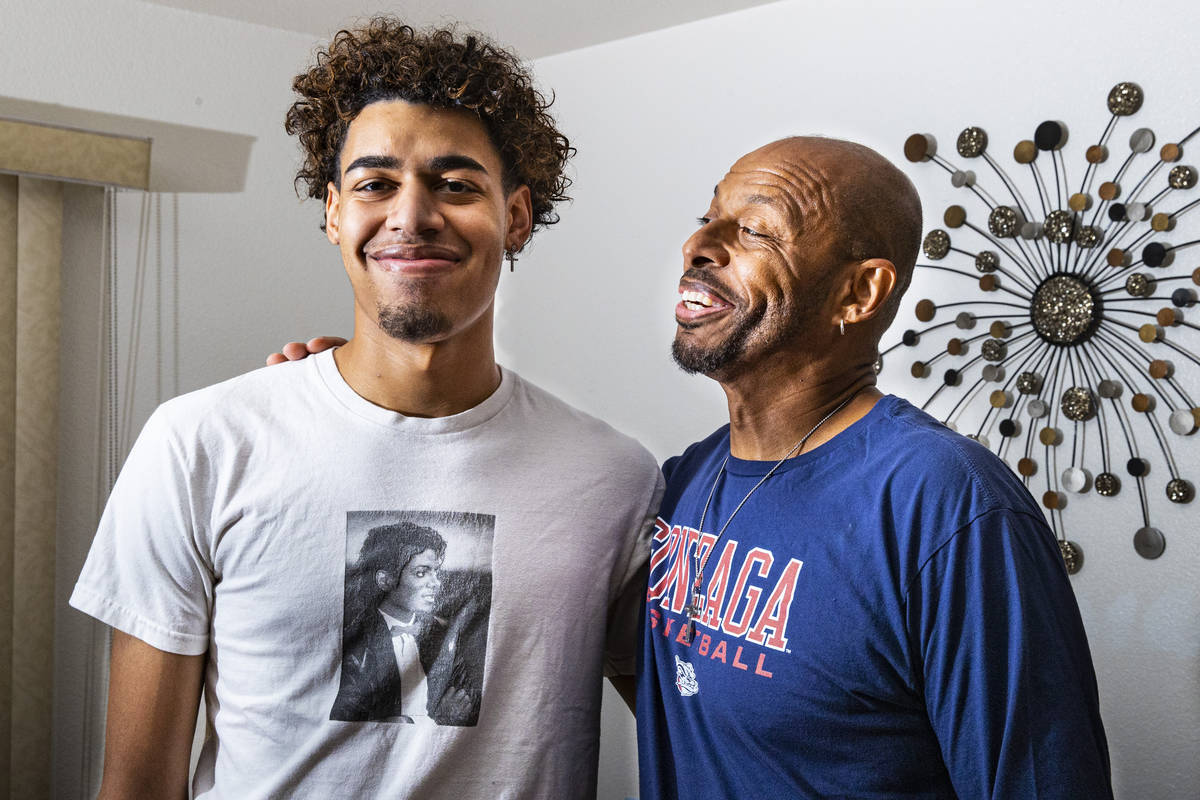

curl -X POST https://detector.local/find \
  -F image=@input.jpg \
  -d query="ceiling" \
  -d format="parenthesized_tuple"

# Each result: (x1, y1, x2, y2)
(142, 0, 779, 59)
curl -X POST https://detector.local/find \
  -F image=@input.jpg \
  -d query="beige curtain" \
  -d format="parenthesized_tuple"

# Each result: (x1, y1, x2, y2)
(0, 175, 63, 799)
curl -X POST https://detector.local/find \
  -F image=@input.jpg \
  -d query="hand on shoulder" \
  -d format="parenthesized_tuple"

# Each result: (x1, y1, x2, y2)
(265, 336, 346, 366)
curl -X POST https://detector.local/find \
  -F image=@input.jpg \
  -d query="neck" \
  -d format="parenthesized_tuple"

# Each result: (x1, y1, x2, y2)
(718, 348, 882, 460)
(334, 307, 500, 418)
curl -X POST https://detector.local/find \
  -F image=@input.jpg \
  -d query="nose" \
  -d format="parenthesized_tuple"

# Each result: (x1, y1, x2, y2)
(682, 221, 728, 271)
(386, 182, 444, 238)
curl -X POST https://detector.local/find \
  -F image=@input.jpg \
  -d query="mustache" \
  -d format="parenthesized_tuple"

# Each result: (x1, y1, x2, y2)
(680, 268, 736, 303)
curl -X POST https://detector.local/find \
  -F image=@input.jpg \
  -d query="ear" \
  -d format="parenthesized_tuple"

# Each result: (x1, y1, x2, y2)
(325, 182, 341, 245)
(375, 570, 396, 591)
(503, 184, 533, 254)
(838, 257, 897, 325)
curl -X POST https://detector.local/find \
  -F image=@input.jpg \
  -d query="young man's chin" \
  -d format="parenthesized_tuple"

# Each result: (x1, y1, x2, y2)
(378, 306, 453, 343)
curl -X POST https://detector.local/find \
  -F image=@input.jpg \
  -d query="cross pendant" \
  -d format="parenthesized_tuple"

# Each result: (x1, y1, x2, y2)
(682, 591, 704, 644)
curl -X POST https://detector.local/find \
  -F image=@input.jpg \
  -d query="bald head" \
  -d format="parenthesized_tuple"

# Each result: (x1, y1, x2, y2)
(738, 136, 923, 327)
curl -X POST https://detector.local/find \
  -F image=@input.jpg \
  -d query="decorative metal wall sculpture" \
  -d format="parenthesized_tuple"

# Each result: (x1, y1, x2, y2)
(891, 82, 1199, 573)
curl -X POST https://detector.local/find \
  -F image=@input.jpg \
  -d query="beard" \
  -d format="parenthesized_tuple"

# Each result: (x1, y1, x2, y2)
(377, 302, 453, 343)
(671, 289, 829, 378)
(671, 307, 765, 376)
(670, 259, 839, 377)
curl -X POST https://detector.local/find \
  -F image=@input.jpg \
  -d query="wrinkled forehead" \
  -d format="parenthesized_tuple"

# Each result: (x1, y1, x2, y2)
(715, 148, 839, 234)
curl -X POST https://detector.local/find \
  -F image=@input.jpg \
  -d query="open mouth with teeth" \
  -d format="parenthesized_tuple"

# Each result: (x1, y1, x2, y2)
(676, 285, 732, 323)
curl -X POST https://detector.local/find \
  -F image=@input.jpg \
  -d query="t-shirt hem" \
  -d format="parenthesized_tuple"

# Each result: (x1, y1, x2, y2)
(69, 583, 208, 656)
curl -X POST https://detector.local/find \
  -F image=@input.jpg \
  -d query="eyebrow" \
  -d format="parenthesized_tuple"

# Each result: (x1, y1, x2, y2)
(429, 154, 489, 174)
(343, 153, 490, 176)
(344, 155, 400, 174)
(711, 183, 780, 208)
(743, 193, 778, 207)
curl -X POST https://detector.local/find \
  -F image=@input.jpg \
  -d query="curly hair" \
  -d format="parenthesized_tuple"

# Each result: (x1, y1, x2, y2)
(285, 17, 573, 238)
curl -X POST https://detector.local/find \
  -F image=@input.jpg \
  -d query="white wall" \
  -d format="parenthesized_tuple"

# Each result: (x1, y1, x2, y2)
(523, 0, 1200, 796)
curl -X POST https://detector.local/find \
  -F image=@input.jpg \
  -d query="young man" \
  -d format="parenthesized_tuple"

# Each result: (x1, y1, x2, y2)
(638, 136, 1113, 798)
(71, 19, 660, 799)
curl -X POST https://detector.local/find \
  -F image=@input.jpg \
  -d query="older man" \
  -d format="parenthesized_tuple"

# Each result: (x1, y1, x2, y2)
(637, 136, 1113, 799)
(71, 19, 659, 799)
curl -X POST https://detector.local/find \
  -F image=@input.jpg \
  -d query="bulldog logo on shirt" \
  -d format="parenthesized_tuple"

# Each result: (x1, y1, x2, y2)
(675, 655, 699, 697)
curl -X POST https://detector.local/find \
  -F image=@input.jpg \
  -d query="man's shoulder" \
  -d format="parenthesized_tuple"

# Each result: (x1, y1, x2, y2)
(150, 358, 319, 439)
(876, 396, 1014, 469)
(661, 425, 728, 485)
(870, 395, 1042, 518)
(505, 368, 659, 471)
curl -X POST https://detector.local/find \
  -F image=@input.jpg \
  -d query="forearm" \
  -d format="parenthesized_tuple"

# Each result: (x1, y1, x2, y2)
(98, 630, 205, 800)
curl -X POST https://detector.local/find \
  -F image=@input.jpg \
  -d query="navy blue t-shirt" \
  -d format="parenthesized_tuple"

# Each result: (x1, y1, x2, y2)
(637, 396, 1112, 799)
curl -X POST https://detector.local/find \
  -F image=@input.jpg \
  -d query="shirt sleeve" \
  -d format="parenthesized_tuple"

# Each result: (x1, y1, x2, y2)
(69, 406, 214, 656)
(603, 466, 665, 677)
(906, 507, 1114, 799)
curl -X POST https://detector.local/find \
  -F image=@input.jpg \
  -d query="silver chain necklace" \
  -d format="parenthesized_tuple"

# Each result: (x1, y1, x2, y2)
(683, 390, 862, 643)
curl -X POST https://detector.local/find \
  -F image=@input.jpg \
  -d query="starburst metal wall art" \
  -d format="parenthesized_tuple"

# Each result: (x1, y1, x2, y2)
(887, 82, 1199, 573)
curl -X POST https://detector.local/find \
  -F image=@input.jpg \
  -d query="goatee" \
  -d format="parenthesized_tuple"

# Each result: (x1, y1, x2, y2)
(671, 331, 743, 375)
(378, 304, 452, 342)
(670, 308, 761, 376)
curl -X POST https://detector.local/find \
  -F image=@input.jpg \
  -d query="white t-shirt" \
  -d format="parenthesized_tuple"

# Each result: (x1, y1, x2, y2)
(71, 350, 662, 799)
